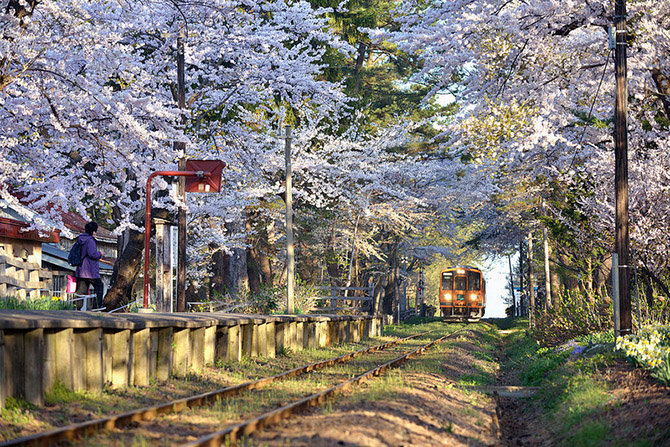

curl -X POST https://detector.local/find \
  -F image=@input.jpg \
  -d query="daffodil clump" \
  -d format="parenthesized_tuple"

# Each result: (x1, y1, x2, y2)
(616, 325, 670, 369)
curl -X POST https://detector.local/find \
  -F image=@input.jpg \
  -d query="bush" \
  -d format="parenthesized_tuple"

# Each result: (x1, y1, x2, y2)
(246, 284, 283, 314)
(294, 276, 318, 314)
(532, 290, 612, 345)
(0, 296, 75, 310)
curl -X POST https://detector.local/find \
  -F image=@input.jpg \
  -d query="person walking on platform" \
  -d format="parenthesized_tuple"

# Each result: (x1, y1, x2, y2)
(75, 221, 105, 309)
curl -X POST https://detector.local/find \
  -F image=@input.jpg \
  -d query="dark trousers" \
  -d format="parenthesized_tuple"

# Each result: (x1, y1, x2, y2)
(75, 277, 104, 309)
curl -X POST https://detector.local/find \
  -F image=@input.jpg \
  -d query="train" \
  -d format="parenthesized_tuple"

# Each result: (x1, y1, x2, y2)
(438, 266, 486, 322)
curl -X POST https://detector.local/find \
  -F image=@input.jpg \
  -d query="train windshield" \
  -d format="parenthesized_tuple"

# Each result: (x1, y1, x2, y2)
(441, 272, 453, 290)
(454, 276, 467, 290)
(468, 271, 481, 290)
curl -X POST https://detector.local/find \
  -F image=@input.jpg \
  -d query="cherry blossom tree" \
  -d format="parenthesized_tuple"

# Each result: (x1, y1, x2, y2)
(374, 0, 670, 299)
(0, 0, 353, 306)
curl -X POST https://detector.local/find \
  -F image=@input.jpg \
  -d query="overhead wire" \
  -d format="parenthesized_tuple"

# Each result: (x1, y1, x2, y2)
(566, 49, 612, 173)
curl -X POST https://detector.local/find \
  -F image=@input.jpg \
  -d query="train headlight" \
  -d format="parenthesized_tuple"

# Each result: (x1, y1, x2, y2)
(470, 294, 478, 301)
(445, 293, 452, 301)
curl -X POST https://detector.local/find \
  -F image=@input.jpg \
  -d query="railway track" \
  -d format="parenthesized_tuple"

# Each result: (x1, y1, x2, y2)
(1, 326, 465, 447)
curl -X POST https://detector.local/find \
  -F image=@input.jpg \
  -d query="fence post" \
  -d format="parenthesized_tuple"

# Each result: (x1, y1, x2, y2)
(330, 286, 337, 312)
(368, 281, 374, 314)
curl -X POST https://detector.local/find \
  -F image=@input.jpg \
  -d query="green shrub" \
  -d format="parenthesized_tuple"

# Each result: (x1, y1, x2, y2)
(532, 291, 612, 345)
(0, 296, 75, 310)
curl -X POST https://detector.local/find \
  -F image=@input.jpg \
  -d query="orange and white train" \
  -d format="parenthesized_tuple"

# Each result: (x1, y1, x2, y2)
(438, 266, 486, 322)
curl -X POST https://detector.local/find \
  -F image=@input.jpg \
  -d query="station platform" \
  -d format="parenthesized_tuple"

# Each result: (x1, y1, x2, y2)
(0, 311, 383, 408)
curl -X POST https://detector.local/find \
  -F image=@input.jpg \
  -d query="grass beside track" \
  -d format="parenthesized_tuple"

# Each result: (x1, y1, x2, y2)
(491, 317, 666, 447)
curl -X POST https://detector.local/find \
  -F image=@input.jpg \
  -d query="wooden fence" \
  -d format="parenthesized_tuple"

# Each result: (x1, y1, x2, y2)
(313, 284, 374, 314)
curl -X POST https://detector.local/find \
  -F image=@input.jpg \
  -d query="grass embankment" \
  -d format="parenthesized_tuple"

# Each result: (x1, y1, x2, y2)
(493, 317, 668, 447)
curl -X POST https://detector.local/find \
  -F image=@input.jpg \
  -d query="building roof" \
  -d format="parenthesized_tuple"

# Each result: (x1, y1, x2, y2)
(4, 186, 116, 244)
(42, 243, 114, 274)
(59, 212, 116, 244)
(0, 199, 60, 243)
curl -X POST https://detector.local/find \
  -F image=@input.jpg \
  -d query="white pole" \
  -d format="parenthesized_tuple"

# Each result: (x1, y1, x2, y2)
(285, 125, 295, 314)
(613, 253, 620, 338)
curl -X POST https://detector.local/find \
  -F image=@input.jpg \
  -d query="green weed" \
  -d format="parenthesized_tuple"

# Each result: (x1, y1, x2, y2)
(276, 345, 292, 357)
(651, 353, 670, 386)
(1, 397, 35, 426)
(45, 381, 80, 405)
(0, 296, 75, 310)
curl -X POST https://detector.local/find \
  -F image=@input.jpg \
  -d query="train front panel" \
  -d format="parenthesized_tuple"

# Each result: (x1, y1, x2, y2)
(439, 267, 486, 321)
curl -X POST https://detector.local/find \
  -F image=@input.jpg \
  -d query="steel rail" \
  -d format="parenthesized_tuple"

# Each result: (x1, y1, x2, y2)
(182, 328, 466, 447)
(0, 329, 441, 447)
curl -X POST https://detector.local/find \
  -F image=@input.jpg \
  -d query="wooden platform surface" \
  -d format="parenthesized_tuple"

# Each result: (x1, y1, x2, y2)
(0, 310, 362, 330)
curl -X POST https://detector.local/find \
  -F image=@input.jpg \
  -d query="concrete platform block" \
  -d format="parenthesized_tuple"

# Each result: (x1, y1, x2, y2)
(274, 322, 285, 353)
(132, 328, 150, 387)
(353, 320, 362, 343)
(72, 329, 103, 392)
(317, 322, 328, 348)
(204, 326, 216, 366)
(296, 322, 304, 350)
(227, 325, 241, 362)
(4, 331, 25, 398)
(241, 324, 253, 358)
(306, 323, 317, 349)
(265, 322, 275, 358)
(172, 328, 190, 377)
(156, 327, 173, 381)
(288, 322, 297, 350)
(103, 329, 132, 389)
(255, 323, 266, 357)
(215, 326, 228, 365)
(24, 329, 44, 405)
(190, 327, 205, 371)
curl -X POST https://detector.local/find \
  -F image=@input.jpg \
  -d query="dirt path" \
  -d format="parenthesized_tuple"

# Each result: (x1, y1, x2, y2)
(252, 328, 501, 447)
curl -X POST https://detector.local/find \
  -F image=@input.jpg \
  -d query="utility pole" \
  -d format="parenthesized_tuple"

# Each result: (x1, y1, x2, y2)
(508, 255, 515, 315)
(528, 232, 535, 327)
(519, 240, 524, 317)
(542, 198, 552, 309)
(614, 0, 632, 334)
(284, 125, 295, 314)
(176, 31, 187, 312)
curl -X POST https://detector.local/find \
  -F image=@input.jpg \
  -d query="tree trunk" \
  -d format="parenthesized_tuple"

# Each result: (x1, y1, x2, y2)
(642, 272, 654, 309)
(382, 240, 399, 316)
(210, 246, 229, 298)
(245, 207, 273, 292)
(246, 214, 262, 293)
(104, 228, 144, 311)
(528, 231, 535, 326)
(550, 267, 561, 307)
(651, 68, 670, 120)
(641, 266, 670, 302)
(326, 226, 340, 285)
(261, 223, 274, 285)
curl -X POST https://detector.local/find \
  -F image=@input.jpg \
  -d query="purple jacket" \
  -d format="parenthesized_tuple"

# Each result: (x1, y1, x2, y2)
(74, 233, 103, 279)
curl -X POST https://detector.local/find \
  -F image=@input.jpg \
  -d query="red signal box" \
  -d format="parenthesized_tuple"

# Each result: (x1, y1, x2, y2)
(185, 160, 226, 193)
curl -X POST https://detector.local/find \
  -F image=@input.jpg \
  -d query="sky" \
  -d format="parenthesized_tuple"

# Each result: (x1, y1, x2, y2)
(483, 256, 514, 318)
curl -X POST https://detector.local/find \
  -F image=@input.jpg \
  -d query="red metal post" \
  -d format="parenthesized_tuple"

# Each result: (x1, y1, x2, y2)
(144, 170, 209, 309)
